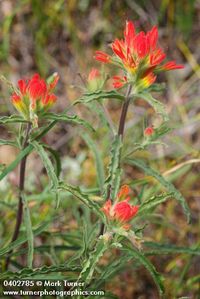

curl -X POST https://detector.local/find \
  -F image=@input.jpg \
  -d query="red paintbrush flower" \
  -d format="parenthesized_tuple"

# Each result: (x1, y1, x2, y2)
(11, 73, 59, 124)
(101, 185, 139, 230)
(95, 21, 184, 91)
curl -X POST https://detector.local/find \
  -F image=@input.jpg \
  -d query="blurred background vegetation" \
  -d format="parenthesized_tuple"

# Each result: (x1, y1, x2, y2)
(0, 0, 200, 298)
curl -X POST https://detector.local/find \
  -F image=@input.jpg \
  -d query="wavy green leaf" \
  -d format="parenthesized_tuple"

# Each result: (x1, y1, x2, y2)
(0, 263, 80, 279)
(121, 245, 165, 295)
(0, 120, 57, 182)
(74, 90, 125, 105)
(125, 158, 191, 222)
(31, 141, 59, 189)
(0, 144, 33, 181)
(0, 139, 18, 147)
(59, 183, 105, 220)
(104, 135, 123, 200)
(0, 115, 28, 124)
(82, 132, 105, 193)
(42, 144, 61, 178)
(136, 92, 169, 121)
(0, 221, 50, 257)
(79, 238, 108, 283)
(87, 101, 116, 132)
(42, 113, 94, 131)
(144, 242, 200, 255)
(98, 255, 132, 282)
(138, 192, 173, 214)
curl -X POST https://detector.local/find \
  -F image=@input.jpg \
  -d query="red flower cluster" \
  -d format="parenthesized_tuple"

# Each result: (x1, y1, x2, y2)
(95, 21, 183, 90)
(11, 73, 59, 121)
(102, 185, 139, 230)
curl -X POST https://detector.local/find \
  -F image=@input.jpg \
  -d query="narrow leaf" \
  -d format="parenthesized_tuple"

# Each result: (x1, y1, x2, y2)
(144, 242, 200, 256)
(43, 113, 94, 132)
(31, 141, 58, 189)
(74, 90, 125, 105)
(79, 238, 108, 282)
(121, 245, 165, 295)
(42, 144, 62, 178)
(0, 263, 80, 279)
(0, 120, 57, 182)
(138, 192, 173, 214)
(0, 144, 33, 181)
(82, 132, 105, 193)
(0, 139, 18, 147)
(0, 221, 50, 257)
(0, 115, 28, 124)
(104, 135, 123, 200)
(59, 183, 105, 220)
(136, 92, 169, 121)
(125, 158, 191, 222)
(98, 255, 132, 282)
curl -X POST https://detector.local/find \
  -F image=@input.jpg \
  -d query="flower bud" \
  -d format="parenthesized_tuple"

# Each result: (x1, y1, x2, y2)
(144, 126, 154, 136)
(87, 68, 102, 91)
(11, 73, 59, 125)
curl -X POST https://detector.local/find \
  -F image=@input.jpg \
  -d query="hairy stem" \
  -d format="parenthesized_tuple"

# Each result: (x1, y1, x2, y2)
(5, 122, 31, 269)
